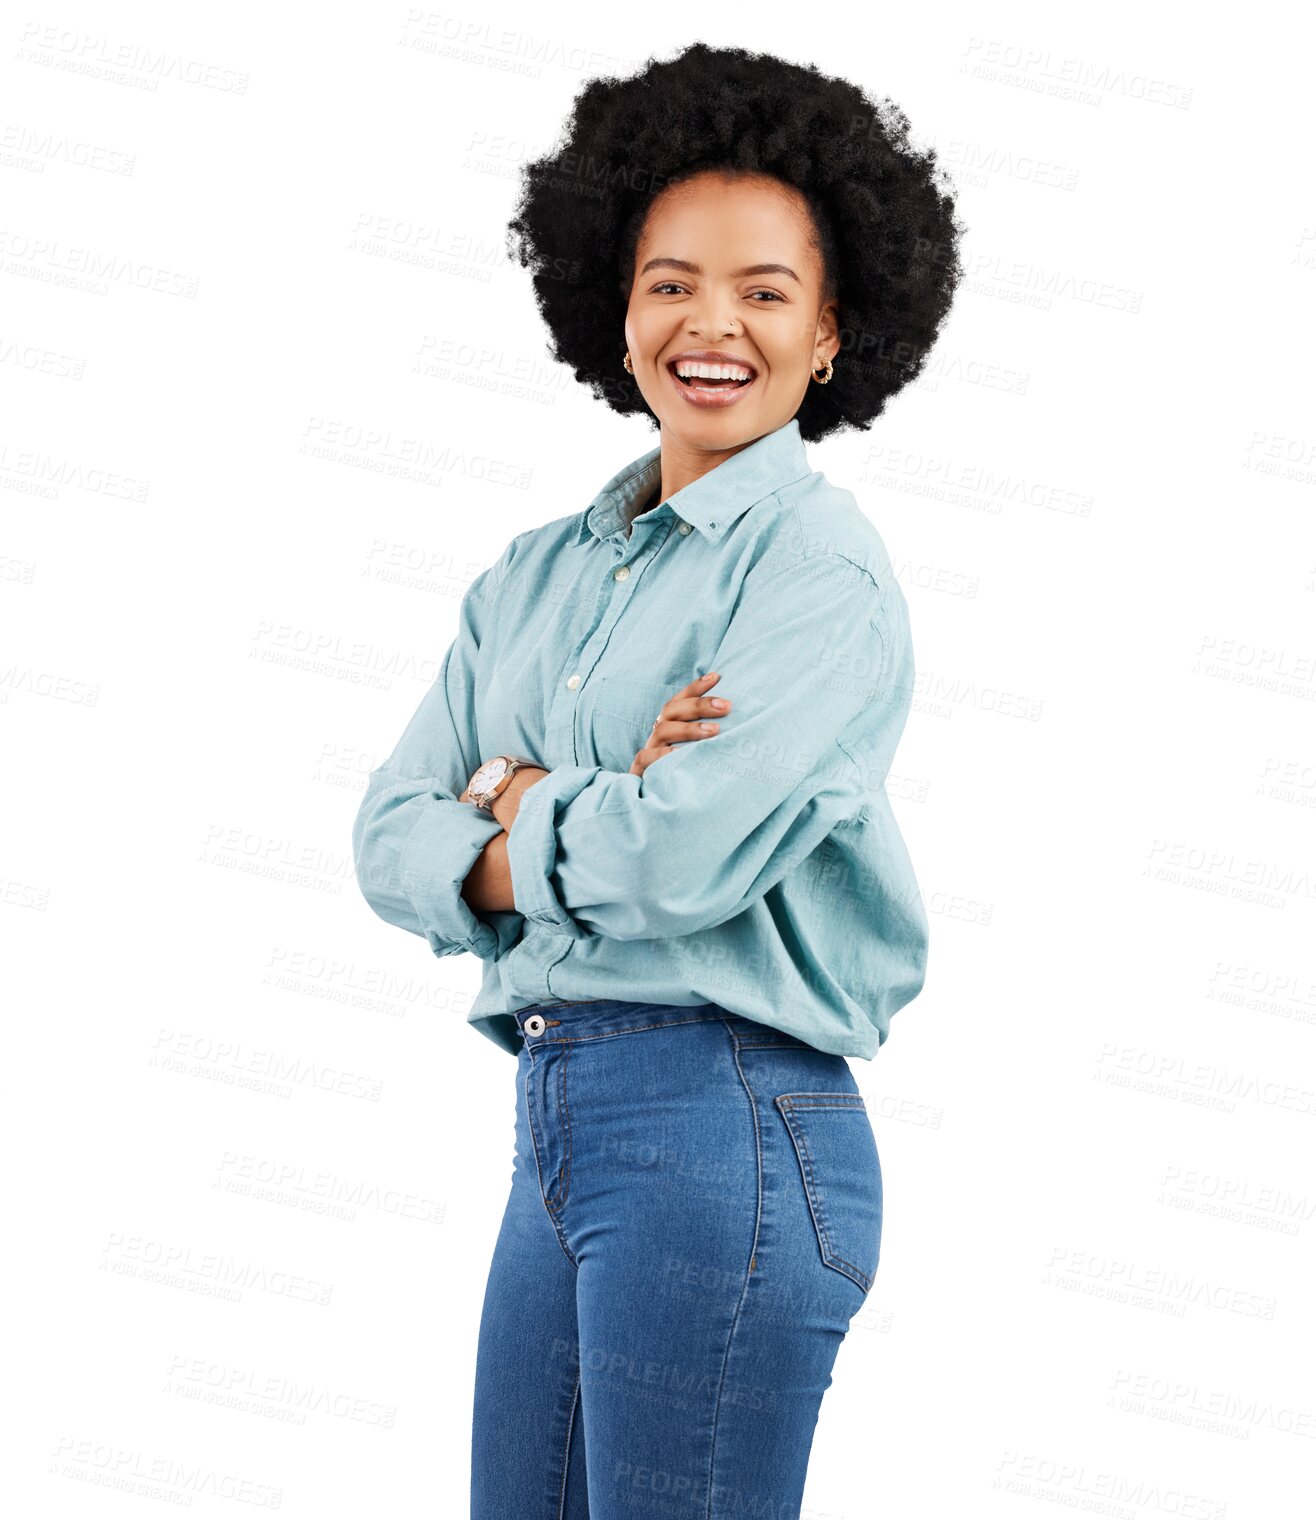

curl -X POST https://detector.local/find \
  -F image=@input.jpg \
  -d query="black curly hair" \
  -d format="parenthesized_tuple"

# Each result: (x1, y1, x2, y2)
(505, 42, 967, 443)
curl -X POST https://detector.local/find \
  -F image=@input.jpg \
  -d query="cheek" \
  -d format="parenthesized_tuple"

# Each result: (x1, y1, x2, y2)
(626, 304, 666, 349)
(759, 354, 811, 391)
(757, 325, 815, 377)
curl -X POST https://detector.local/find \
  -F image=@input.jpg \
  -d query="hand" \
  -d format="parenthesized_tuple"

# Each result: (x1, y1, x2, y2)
(629, 672, 732, 778)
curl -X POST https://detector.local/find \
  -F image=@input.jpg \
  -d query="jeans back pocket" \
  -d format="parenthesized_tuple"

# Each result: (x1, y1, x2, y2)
(775, 1092, 882, 1294)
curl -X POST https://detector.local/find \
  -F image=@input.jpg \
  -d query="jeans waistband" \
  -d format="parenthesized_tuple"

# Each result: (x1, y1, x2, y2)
(513, 998, 770, 1046)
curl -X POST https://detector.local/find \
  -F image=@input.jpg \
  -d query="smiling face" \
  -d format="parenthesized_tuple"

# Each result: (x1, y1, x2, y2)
(623, 170, 839, 455)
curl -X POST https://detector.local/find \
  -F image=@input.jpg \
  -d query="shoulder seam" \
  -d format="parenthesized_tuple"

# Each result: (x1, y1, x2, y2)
(834, 737, 866, 794)
(490, 529, 530, 597)
(754, 545, 889, 627)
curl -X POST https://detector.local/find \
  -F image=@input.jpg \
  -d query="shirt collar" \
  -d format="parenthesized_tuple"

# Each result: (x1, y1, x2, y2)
(573, 417, 811, 546)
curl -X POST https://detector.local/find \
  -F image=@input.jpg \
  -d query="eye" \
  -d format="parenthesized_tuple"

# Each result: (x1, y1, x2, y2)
(651, 281, 687, 295)
(748, 289, 786, 302)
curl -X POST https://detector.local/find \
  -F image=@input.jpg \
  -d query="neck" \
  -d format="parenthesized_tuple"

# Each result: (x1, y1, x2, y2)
(657, 431, 754, 505)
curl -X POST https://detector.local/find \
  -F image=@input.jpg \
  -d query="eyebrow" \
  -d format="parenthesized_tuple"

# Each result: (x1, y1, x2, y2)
(638, 257, 802, 284)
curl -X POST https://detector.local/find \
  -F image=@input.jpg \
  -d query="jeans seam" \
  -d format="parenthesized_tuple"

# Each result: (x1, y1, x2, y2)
(555, 1041, 575, 1208)
(523, 1049, 579, 1269)
(534, 1013, 724, 1046)
(778, 1100, 863, 1112)
(557, 1369, 581, 1520)
(704, 1020, 763, 1519)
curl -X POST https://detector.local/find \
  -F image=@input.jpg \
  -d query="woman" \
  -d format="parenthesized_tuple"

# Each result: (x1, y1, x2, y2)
(352, 42, 964, 1516)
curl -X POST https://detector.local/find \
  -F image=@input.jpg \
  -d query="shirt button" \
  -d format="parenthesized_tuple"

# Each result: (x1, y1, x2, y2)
(677, 521, 692, 535)
(613, 566, 630, 581)
(566, 673, 580, 690)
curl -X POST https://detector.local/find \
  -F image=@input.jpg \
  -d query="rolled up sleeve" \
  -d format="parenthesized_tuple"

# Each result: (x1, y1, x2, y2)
(351, 555, 510, 961)
(355, 784, 505, 958)
(505, 554, 892, 942)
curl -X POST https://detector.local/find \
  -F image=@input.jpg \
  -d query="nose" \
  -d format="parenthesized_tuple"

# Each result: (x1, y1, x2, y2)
(686, 297, 741, 343)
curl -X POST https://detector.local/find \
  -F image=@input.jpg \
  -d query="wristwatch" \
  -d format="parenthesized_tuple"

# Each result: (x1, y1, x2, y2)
(465, 754, 540, 812)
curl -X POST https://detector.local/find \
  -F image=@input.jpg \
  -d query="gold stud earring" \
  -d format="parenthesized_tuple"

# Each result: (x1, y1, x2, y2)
(623, 351, 634, 373)
(812, 358, 834, 384)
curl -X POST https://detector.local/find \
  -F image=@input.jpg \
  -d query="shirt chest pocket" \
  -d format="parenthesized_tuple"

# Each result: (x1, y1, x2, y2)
(586, 673, 679, 772)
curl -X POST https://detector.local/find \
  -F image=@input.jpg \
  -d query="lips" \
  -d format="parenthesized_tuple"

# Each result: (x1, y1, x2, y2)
(664, 359, 760, 411)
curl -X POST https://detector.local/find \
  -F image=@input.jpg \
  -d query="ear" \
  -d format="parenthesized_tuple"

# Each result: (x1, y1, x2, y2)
(815, 299, 841, 368)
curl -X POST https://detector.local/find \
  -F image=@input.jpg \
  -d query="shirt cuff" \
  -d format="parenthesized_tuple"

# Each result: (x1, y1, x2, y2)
(398, 797, 505, 959)
(505, 765, 602, 938)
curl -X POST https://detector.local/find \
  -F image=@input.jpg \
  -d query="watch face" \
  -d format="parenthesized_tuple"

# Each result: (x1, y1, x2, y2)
(471, 756, 509, 793)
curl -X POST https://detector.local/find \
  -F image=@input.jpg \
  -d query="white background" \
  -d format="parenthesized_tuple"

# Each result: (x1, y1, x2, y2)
(4, 3, 1314, 1515)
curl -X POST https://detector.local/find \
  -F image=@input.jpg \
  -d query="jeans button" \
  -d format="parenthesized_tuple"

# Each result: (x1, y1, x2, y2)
(524, 1014, 547, 1037)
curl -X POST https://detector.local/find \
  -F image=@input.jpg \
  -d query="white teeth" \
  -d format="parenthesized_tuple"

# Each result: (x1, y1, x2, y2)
(673, 361, 753, 382)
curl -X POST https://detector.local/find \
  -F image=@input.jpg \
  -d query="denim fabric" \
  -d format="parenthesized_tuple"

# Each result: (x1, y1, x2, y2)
(352, 417, 928, 1060)
(471, 998, 882, 1517)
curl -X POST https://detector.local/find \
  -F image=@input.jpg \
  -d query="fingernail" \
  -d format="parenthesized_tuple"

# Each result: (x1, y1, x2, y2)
(700, 722, 718, 732)
(711, 698, 728, 710)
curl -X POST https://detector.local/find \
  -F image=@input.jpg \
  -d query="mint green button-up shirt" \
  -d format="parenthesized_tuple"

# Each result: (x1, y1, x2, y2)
(351, 417, 928, 1058)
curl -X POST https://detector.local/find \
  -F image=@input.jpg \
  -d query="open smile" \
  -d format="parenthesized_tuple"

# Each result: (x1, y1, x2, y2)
(665, 360, 759, 410)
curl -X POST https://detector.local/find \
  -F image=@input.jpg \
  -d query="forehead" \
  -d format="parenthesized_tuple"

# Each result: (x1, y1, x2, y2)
(638, 172, 815, 258)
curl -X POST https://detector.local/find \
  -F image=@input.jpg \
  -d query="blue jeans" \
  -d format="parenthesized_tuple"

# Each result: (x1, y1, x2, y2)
(471, 999, 883, 1517)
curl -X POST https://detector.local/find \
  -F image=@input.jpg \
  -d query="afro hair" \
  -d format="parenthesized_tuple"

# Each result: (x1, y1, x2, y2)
(505, 42, 967, 443)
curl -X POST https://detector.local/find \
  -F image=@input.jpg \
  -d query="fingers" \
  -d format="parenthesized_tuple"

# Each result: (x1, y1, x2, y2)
(690, 671, 731, 716)
(659, 671, 723, 720)
(630, 742, 673, 776)
(649, 673, 734, 742)
(653, 715, 718, 743)
(630, 739, 680, 777)
(634, 672, 735, 777)
(655, 673, 733, 728)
